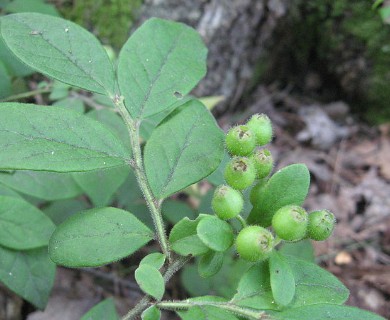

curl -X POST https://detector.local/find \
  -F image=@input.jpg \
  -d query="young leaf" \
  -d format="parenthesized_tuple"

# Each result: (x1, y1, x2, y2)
(169, 216, 210, 256)
(135, 264, 165, 300)
(196, 216, 234, 252)
(269, 251, 295, 306)
(198, 251, 224, 278)
(48, 207, 153, 267)
(140, 252, 166, 269)
(80, 298, 119, 320)
(231, 262, 278, 310)
(72, 165, 130, 207)
(248, 164, 310, 226)
(0, 103, 131, 172)
(142, 306, 161, 320)
(144, 100, 224, 199)
(0, 246, 56, 309)
(268, 304, 386, 320)
(117, 18, 207, 119)
(0, 171, 83, 200)
(0, 196, 55, 250)
(0, 13, 116, 95)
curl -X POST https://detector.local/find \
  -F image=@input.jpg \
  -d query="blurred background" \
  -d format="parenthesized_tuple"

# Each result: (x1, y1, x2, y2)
(0, 0, 389, 319)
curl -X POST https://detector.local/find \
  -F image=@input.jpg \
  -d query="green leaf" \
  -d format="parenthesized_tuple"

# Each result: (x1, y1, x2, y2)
(142, 306, 161, 320)
(197, 216, 234, 252)
(80, 298, 119, 320)
(232, 261, 277, 310)
(0, 103, 130, 172)
(0, 196, 55, 250)
(286, 255, 349, 307)
(117, 18, 207, 119)
(43, 199, 88, 225)
(248, 164, 310, 226)
(198, 251, 224, 278)
(52, 97, 85, 114)
(4, 0, 60, 16)
(0, 246, 56, 309)
(169, 216, 209, 256)
(278, 240, 315, 262)
(0, 171, 83, 200)
(48, 207, 153, 267)
(268, 304, 386, 320)
(140, 252, 166, 270)
(0, 182, 23, 198)
(72, 165, 130, 207)
(0, 38, 33, 77)
(145, 100, 224, 199)
(162, 199, 196, 225)
(0, 61, 12, 99)
(135, 264, 164, 300)
(232, 255, 349, 311)
(0, 13, 116, 95)
(269, 251, 295, 306)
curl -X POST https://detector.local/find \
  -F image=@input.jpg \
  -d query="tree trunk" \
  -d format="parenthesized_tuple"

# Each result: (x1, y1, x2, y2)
(135, 0, 290, 114)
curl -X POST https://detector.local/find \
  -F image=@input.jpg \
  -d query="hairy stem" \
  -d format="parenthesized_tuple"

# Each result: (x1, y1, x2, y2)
(122, 257, 190, 320)
(156, 300, 268, 319)
(236, 215, 248, 229)
(113, 96, 171, 261)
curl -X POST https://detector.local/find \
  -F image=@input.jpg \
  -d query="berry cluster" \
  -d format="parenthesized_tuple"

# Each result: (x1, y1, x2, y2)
(211, 114, 336, 262)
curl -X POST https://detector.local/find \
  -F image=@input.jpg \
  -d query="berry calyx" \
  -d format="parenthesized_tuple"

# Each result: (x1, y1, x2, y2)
(272, 205, 308, 242)
(246, 113, 273, 146)
(251, 149, 273, 178)
(236, 225, 274, 262)
(224, 157, 256, 190)
(212, 185, 244, 220)
(307, 210, 336, 241)
(225, 125, 256, 156)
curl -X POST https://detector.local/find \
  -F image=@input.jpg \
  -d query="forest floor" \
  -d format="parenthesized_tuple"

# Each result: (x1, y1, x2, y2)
(1, 86, 389, 320)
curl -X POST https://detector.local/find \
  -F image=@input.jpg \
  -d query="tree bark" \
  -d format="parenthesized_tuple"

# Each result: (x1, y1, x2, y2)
(135, 0, 290, 114)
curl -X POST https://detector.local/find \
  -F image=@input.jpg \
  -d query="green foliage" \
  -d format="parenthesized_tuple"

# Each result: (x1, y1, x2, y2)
(80, 298, 119, 320)
(0, 12, 384, 320)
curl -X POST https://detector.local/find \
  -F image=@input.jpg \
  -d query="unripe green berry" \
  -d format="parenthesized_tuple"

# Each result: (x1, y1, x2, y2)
(251, 149, 273, 178)
(236, 226, 274, 262)
(246, 113, 273, 146)
(225, 125, 257, 156)
(249, 179, 267, 205)
(212, 185, 244, 220)
(224, 157, 256, 190)
(272, 205, 308, 242)
(307, 210, 336, 241)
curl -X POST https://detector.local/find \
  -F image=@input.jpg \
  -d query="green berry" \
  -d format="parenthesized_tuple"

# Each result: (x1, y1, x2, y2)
(251, 149, 273, 178)
(272, 205, 308, 242)
(224, 157, 256, 190)
(225, 125, 256, 156)
(236, 226, 274, 262)
(249, 179, 267, 205)
(246, 113, 273, 146)
(212, 185, 244, 220)
(307, 210, 336, 241)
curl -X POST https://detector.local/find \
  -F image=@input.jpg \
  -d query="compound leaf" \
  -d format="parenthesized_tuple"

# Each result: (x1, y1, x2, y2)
(48, 207, 153, 267)
(118, 18, 207, 119)
(0, 13, 116, 95)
